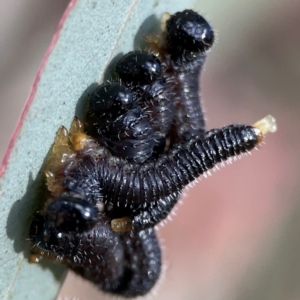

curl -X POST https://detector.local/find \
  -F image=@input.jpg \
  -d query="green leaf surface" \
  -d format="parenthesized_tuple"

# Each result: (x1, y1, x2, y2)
(0, 0, 200, 299)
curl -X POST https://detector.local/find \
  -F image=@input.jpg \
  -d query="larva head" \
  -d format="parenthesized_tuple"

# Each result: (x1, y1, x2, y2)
(166, 9, 214, 52)
(29, 195, 100, 253)
(29, 212, 66, 253)
(89, 82, 133, 116)
(47, 196, 99, 233)
(116, 51, 162, 85)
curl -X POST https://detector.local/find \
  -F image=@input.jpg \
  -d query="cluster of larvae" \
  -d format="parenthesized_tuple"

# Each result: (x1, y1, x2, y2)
(29, 9, 276, 297)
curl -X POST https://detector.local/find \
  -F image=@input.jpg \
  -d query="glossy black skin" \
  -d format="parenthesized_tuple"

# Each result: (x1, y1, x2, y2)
(30, 213, 161, 297)
(89, 82, 155, 164)
(89, 82, 133, 114)
(29, 124, 259, 297)
(61, 125, 258, 231)
(29, 10, 260, 298)
(47, 196, 99, 233)
(165, 10, 214, 61)
(163, 9, 215, 142)
(116, 51, 175, 156)
(116, 51, 162, 85)
(29, 196, 99, 252)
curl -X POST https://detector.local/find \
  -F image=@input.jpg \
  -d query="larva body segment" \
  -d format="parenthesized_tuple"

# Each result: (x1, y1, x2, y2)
(118, 125, 257, 195)
(106, 228, 161, 297)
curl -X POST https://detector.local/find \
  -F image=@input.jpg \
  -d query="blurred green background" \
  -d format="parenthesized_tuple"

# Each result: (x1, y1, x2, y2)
(1, 0, 299, 299)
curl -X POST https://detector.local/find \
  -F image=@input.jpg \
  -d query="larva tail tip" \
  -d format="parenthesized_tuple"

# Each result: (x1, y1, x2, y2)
(253, 115, 277, 134)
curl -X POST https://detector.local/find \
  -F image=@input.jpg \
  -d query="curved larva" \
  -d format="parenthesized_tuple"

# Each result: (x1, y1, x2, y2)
(64, 124, 260, 230)
(156, 10, 215, 142)
(31, 213, 161, 297)
(71, 226, 161, 297)
(89, 81, 156, 164)
(115, 51, 174, 155)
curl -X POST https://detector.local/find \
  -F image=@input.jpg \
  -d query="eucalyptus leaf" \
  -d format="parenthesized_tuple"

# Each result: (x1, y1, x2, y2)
(0, 0, 200, 299)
